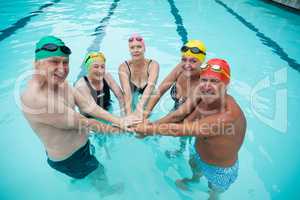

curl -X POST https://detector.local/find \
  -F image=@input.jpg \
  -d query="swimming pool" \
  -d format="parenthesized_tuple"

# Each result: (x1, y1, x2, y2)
(1, 0, 300, 199)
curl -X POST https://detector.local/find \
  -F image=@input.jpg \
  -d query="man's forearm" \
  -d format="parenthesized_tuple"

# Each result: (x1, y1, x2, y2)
(134, 123, 181, 136)
(79, 118, 122, 134)
(153, 105, 189, 124)
(153, 113, 181, 124)
(92, 109, 121, 126)
(139, 119, 233, 137)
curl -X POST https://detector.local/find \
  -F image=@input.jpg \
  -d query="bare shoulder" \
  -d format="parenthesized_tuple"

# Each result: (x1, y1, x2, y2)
(20, 81, 47, 112)
(65, 81, 77, 94)
(119, 63, 130, 79)
(149, 59, 159, 67)
(226, 95, 245, 122)
(119, 62, 128, 71)
(173, 62, 184, 76)
(74, 77, 86, 89)
(164, 62, 183, 81)
(226, 95, 242, 112)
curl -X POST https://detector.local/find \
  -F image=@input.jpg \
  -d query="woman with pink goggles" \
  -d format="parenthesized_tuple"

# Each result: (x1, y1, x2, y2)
(119, 33, 159, 119)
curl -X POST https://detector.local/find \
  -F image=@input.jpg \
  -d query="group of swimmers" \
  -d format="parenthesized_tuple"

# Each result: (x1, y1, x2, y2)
(21, 34, 246, 200)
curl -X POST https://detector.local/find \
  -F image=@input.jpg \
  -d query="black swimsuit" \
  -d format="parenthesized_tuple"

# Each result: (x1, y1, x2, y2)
(170, 83, 187, 110)
(125, 60, 152, 94)
(82, 76, 111, 117)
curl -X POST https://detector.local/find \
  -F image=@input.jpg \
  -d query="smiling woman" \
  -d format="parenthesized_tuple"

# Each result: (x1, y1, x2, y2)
(145, 40, 206, 116)
(75, 51, 125, 117)
(142, 39, 206, 157)
(119, 33, 160, 118)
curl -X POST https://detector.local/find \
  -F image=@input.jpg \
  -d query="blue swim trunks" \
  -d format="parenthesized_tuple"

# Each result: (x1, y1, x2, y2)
(47, 140, 100, 179)
(190, 147, 239, 192)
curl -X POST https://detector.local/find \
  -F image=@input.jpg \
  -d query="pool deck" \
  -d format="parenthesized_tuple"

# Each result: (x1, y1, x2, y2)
(269, 0, 300, 10)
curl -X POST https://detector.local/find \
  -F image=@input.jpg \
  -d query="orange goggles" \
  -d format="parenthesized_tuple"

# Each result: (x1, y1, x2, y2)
(200, 63, 230, 79)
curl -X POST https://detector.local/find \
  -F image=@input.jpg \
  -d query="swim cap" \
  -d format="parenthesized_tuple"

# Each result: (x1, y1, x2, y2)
(200, 58, 231, 85)
(128, 33, 145, 49)
(181, 40, 206, 62)
(35, 36, 71, 61)
(84, 51, 106, 71)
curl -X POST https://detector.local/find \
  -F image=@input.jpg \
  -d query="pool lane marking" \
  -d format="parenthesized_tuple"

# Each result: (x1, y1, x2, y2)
(0, 0, 61, 43)
(87, 0, 121, 52)
(166, 0, 188, 45)
(215, 0, 300, 73)
(76, 0, 121, 81)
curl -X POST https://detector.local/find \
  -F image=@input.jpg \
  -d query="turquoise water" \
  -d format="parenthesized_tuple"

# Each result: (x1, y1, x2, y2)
(1, 0, 300, 199)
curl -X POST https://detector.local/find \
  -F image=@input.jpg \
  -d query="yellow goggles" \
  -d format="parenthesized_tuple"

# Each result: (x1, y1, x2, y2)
(85, 52, 106, 64)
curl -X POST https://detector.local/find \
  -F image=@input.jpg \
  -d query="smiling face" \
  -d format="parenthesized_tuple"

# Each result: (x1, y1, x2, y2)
(198, 75, 226, 104)
(128, 40, 145, 61)
(181, 55, 202, 76)
(88, 60, 105, 81)
(35, 56, 69, 88)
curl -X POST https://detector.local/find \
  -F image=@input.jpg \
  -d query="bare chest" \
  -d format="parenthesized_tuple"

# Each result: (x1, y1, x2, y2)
(47, 86, 76, 111)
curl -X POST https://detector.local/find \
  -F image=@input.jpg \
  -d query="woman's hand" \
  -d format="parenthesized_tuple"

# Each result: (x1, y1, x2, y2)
(132, 122, 151, 134)
(127, 111, 144, 122)
(112, 115, 142, 131)
(122, 115, 142, 127)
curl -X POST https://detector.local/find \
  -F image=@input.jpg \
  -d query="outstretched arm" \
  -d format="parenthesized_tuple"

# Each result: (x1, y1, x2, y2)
(73, 81, 125, 126)
(80, 117, 123, 134)
(135, 96, 242, 137)
(104, 72, 125, 115)
(135, 114, 234, 137)
(21, 90, 121, 133)
(135, 60, 159, 114)
(119, 63, 133, 114)
(143, 63, 183, 118)
(153, 96, 200, 124)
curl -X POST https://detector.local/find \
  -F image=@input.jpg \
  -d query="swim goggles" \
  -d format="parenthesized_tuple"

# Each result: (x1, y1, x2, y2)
(35, 43, 71, 54)
(84, 52, 106, 64)
(200, 63, 230, 79)
(128, 36, 143, 42)
(181, 46, 206, 55)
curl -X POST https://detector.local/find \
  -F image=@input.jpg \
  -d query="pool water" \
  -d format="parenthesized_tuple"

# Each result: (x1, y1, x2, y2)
(0, 0, 299, 199)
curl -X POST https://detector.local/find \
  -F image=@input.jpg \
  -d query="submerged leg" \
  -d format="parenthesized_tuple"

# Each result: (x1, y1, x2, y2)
(175, 155, 203, 190)
(165, 137, 188, 158)
(88, 164, 124, 197)
(207, 182, 224, 200)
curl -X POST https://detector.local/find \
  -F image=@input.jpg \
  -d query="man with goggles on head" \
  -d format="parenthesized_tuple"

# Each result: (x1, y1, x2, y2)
(135, 58, 246, 199)
(21, 36, 140, 183)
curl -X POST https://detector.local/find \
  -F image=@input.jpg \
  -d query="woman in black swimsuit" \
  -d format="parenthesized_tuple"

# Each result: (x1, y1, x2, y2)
(119, 34, 159, 118)
(75, 52, 125, 118)
(144, 40, 207, 156)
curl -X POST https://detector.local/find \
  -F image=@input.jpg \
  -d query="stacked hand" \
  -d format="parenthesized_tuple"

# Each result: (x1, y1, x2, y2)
(114, 111, 152, 136)
(118, 114, 142, 131)
(131, 121, 152, 138)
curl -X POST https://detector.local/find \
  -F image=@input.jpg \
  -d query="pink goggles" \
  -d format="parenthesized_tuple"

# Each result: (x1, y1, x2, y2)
(128, 36, 144, 42)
